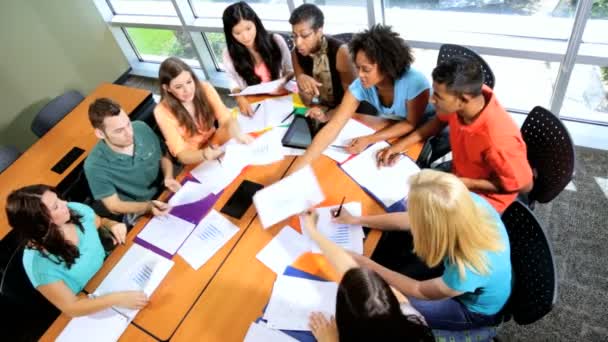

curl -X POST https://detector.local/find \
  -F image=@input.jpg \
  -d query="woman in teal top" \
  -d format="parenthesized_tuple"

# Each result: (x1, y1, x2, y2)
(333, 170, 511, 330)
(6, 184, 148, 317)
(290, 24, 432, 171)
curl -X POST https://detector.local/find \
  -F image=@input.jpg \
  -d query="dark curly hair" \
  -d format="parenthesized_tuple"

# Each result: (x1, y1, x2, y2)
(349, 24, 414, 81)
(432, 55, 483, 97)
(6, 184, 84, 268)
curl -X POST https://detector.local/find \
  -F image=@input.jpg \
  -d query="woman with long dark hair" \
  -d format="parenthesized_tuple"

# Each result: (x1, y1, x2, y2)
(6, 184, 147, 317)
(222, 1, 293, 116)
(154, 56, 252, 165)
(301, 211, 434, 342)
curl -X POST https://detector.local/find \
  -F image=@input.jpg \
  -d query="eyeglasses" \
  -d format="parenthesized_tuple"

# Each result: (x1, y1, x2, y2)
(290, 30, 315, 41)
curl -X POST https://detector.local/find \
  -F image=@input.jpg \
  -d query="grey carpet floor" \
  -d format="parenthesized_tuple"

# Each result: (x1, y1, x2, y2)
(126, 76, 608, 341)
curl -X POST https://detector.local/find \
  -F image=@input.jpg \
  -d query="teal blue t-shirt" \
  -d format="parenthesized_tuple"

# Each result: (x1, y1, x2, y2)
(22, 202, 105, 293)
(441, 193, 512, 315)
(348, 67, 434, 121)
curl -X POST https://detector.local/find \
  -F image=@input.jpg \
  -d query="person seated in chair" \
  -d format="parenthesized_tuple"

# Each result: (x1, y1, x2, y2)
(377, 56, 532, 213)
(84, 98, 177, 222)
(222, 1, 294, 116)
(289, 3, 357, 122)
(290, 24, 432, 171)
(333, 170, 512, 330)
(301, 211, 434, 342)
(6, 185, 148, 317)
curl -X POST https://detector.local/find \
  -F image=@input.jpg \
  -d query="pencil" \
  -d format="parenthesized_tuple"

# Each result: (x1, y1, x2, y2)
(253, 103, 261, 113)
(334, 196, 346, 217)
(330, 145, 347, 149)
(281, 109, 296, 123)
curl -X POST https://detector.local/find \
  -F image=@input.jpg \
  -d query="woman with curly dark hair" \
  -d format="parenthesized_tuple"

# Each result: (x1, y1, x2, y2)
(6, 184, 148, 317)
(291, 24, 433, 171)
(222, 1, 293, 116)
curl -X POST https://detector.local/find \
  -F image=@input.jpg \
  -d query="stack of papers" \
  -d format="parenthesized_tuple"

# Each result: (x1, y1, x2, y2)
(178, 210, 240, 270)
(253, 166, 325, 229)
(190, 157, 247, 194)
(93, 244, 174, 319)
(136, 214, 196, 257)
(301, 202, 364, 254)
(236, 95, 294, 133)
(263, 275, 337, 331)
(243, 322, 298, 342)
(56, 308, 130, 342)
(322, 119, 376, 163)
(231, 79, 288, 96)
(256, 226, 311, 274)
(341, 142, 420, 208)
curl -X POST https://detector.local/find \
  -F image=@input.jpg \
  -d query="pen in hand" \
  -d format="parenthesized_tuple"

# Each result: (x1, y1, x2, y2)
(334, 196, 346, 217)
(253, 103, 261, 114)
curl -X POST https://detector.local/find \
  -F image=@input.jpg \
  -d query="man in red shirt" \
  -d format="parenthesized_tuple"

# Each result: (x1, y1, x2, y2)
(378, 56, 533, 212)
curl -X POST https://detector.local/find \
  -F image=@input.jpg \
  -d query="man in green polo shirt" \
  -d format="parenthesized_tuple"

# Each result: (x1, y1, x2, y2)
(84, 98, 180, 220)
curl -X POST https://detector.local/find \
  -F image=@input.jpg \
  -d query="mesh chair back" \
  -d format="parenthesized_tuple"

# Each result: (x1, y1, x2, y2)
(0, 145, 21, 173)
(501, 200, 557, 325)
(31, 90, 84, 137)
(521, 106, 575, 205)
(437, 44, 495, 89)
(333, 33, 354, 43)
(277, 32, 294, 51)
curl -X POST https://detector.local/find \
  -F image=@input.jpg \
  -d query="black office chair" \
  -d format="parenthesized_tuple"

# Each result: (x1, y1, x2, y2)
(0, 145, 21, 173)
(31, 90, 84, 137)
(333, 32, 354, 43)
(437, 44, 495, 89)
(417, 44, 496, 168)
(500, 200, 558, 325)
(520, 106, 575, 209)
(277, 32, 294, 51)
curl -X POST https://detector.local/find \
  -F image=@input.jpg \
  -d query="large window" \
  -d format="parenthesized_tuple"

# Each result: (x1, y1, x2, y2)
(96, 0, 608, 126)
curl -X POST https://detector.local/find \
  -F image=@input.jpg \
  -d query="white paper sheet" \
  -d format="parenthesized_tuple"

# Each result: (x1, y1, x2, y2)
(93, 244, 174, 319)
(243, 322, 298, 342)
(237, 107, 268, 134)
(137, 214, 196, 256)
(253, 166, 325, 229)
(168, 181, 214, 207)
(190, 157, 247, 194)
(301, 202, 364, 254)
(231, 79, 286, 96)
(341, 142, 420, 208)
(322, 119, 376, 163)
(235, 96, 294, 134)
(178, 210, 240, 270)
(256, 226, 311, 274)
(263, 275, 337, 331)
(264, 127, 306, 156)
(223, 131, 285, 167)
(56, 308, 130, 342)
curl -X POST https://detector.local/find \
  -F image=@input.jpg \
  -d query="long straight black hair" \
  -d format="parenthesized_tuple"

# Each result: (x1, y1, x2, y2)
(336, 268, 435, 341)
(222, 1, 282, 85)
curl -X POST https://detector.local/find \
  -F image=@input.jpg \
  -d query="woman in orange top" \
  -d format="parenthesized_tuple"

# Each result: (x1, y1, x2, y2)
(154, 57, 253, 165)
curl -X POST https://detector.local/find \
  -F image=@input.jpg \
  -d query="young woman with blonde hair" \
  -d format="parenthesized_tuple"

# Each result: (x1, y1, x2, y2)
(333, 170, 511, 330)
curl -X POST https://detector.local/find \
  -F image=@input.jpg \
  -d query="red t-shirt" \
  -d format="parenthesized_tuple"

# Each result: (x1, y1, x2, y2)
(437, 86, 532, 212)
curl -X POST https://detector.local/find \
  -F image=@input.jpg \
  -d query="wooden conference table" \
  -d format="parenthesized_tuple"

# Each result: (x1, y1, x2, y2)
(0, 83, 152, 240)
(42, 96, 423, 342)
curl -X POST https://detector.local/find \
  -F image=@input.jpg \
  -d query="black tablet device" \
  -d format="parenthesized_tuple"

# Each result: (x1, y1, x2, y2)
(281, 115, 320, 149)
(220, 180, 264, 219)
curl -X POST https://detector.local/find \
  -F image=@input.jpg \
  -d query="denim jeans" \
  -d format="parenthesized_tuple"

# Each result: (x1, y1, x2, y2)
(408, 297, 499, 330)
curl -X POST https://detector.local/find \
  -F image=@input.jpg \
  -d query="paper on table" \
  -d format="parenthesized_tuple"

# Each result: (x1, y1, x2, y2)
(136, 214, 196, 256)
(231, 79, 286, 96)
(56, 308, 129, 342)
(168, 181, 215, 207)
(237, 107, 268, 134)
(341, 142, 420, 208)
(190, 157, 247, 194)
(94, 244, 174, 319)
(262, 96, 295, 127)
(253, 166, 325, 229)
(256, 226, 311, 274)
(243, 322, 298, 342)
(264, 127, 305, 156)
(223, 131, 284, 166)
(301, 202, 364, 254)
(263, 275, 337, 331)
(178, 210, 240, 270)
(322, 119, 376, 163)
